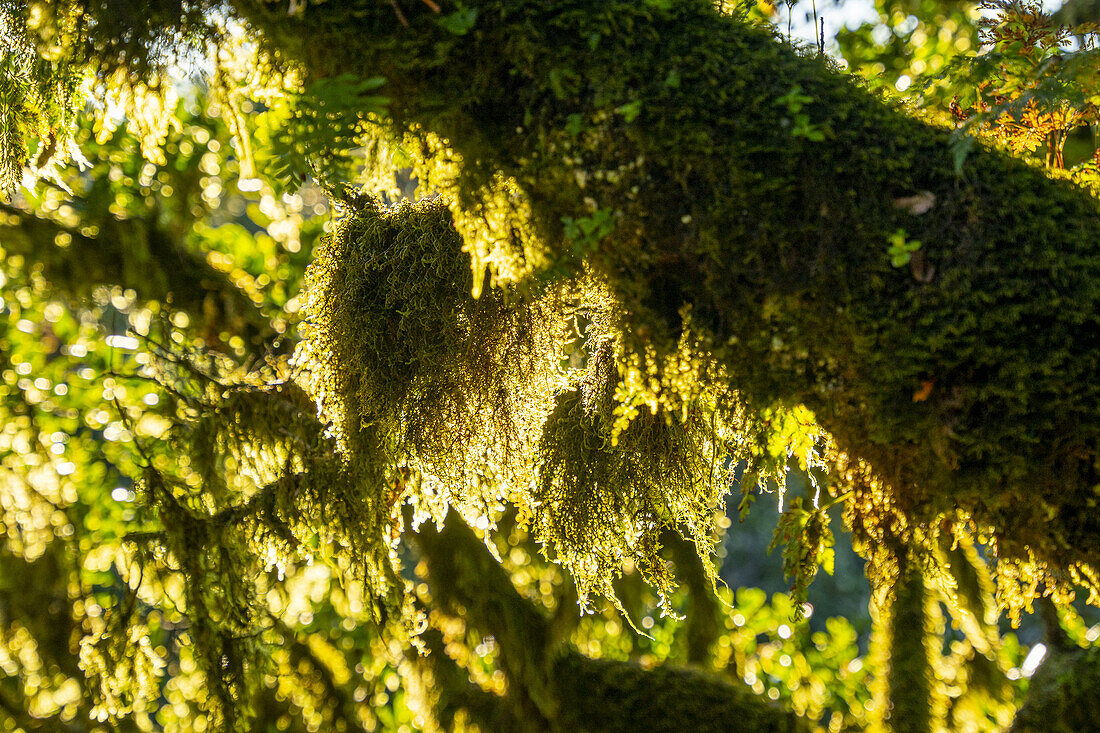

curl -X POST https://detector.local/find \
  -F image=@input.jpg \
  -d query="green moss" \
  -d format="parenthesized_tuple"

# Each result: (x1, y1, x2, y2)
(883, 562, 935, 733)
(415, 512, 811, 732)
(533, 340, 726, 613)
(298, 196, 563, 510)
(236, 0, 1100, 609)
(550, 650, 808, 733)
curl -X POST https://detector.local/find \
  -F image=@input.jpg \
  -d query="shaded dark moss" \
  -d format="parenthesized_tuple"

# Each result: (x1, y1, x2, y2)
(883, 562, 935, 733)
(550, 650, 808, 733)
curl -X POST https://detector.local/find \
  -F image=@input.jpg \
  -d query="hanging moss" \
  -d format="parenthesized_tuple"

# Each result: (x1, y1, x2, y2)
(135, 352, 416, 728)
(533, 337, 728, 614)
(297, 196, 564, 516)
(227, 0, 1100, 611)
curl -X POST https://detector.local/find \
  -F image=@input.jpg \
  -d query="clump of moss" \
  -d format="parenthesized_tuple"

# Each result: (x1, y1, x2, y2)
(297, 195, 564, 518)
(533, 337, 728, 614)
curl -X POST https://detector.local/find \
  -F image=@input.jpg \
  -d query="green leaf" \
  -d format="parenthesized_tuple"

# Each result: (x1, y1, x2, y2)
(776, 84, 813, 113)
(616, 99, 643, 123)
(437, 6, 478, 35)
(565, 113, 585, 137)
(951, 134, 974, 175)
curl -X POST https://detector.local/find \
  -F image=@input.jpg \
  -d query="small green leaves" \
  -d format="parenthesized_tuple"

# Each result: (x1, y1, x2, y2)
(663, 69, 681, 89)
(887, 228, 922, 267)
(268, 74, 391, 192)
(776, 84, 813, 113)
(616, 99, 643, 123)
(769, 497, 835, 618)
(791, 115, 826, 141)
(436, 5, 477, 35)
(776, 84, 827, 141)
(561, 208, 615, 254)
(390, 144, 412, 168)
(565, 112, 585, 137)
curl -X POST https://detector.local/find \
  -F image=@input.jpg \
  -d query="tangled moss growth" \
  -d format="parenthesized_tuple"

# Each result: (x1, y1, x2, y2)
(228, 0, 1100, 612)
(534, 338, 729, 614)
(297, 197, 757, 618)
(297, 196, 564, 517)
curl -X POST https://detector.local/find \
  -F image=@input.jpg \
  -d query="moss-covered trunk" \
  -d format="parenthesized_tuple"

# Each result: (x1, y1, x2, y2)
(227, 0, 1100, 589)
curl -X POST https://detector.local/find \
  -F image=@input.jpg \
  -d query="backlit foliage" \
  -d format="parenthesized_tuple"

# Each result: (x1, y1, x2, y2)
(296, 196, 564, 522)
(1, 0, 1099, 730)
(533, 344, 728, 616)
(936, 0, 1100, 176)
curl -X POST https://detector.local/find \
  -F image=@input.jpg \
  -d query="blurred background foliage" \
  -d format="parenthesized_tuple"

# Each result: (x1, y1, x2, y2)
(0, 0, 1098, 731)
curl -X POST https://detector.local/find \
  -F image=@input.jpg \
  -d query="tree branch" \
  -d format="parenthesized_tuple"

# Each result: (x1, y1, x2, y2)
(226, 0, 1100, 586)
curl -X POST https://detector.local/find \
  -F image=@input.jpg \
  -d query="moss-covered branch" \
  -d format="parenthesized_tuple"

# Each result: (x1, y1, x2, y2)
(412, 516, 555, 728)
(414, 627, 524, 732)
(662, 529, 723, 665)
(878, 561, 937, 733)
(412, 513, 809, 732)
(223, 0, 1100, 592)
(551, 651, 807, 733)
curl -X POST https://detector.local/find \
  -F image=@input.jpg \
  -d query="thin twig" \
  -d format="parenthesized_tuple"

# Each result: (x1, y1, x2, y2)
(389, 0, 410, 26)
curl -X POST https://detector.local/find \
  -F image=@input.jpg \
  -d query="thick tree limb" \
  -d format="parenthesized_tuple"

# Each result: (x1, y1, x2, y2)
(414, 627, 525, 732)
(229, 0, 1100, 588)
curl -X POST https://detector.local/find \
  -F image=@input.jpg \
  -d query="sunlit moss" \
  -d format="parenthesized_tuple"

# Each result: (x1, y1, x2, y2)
(296, 194, 564, 521)
(532, 340, 728, 616)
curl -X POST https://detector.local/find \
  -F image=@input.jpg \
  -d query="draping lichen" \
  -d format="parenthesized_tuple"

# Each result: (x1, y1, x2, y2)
(533, 339, 729, 616)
